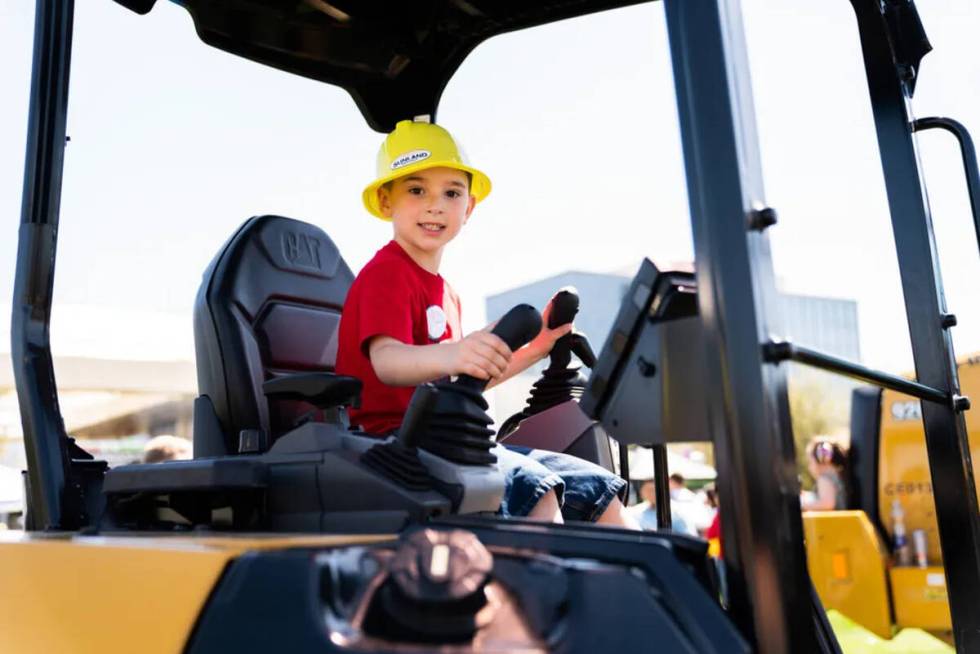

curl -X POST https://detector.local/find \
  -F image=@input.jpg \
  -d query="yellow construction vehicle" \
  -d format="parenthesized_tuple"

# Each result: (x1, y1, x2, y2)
(805, 357, 980, 641)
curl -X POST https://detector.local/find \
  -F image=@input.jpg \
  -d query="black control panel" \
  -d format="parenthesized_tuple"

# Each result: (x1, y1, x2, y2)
(187, 523, 749, 653)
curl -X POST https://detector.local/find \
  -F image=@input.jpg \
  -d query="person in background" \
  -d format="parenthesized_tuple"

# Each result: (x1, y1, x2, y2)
(628, 480, 697, 535)
(143, 435, 192, 463)
(669, 473, 697, 502)
(670, 472, 714, 533)
(800, 439, 849, 511)
(702, 482, 718, 511)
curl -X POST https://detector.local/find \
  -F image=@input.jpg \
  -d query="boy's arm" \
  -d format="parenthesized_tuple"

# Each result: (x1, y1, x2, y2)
(369, 331, 512, 386)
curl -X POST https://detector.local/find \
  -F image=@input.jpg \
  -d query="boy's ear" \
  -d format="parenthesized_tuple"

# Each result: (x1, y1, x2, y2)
(463, 193, 476, 224)
(378, 185, 393, 219)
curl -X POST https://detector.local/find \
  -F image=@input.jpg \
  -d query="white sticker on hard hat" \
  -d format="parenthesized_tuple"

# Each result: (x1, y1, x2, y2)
(426, 305, 448, 341)
(391, 149, 431, 170)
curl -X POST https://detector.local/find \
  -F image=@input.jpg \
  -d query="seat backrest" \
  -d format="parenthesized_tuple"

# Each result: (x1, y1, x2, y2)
(194, 215, 354, 456)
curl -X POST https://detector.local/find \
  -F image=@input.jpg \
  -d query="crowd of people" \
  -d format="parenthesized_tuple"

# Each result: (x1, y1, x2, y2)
(628, 438, 850, 556)
(627, 473, 717, 537)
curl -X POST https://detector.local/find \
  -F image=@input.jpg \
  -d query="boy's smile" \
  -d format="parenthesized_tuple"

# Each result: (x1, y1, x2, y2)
(378, 166, 475, 273)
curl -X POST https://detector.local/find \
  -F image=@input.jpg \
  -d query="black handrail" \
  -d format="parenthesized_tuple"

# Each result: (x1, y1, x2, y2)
(762, 340, 960, 408)
(912, 117, 980, 258)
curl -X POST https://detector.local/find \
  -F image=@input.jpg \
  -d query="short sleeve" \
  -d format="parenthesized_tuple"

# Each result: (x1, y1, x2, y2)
(355, 260, 416, 354)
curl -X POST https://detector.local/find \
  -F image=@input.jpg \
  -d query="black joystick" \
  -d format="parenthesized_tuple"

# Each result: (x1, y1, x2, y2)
(501, 288, 596, 435)
(397, 304, 542, 466)
(455, 303, 543, 391)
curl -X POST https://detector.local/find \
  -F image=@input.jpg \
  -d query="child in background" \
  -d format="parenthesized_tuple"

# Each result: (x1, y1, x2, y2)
(800, 439, 849, 510)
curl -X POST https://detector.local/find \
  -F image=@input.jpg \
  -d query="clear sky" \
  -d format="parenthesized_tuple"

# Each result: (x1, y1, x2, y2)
(2, 1, 980, 377)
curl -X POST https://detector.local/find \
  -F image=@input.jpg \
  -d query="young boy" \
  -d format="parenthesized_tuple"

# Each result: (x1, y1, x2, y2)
(336, 119, 634, 526)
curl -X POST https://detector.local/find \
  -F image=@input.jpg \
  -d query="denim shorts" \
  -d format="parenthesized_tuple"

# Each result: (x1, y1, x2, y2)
(493, 444, 627, 522)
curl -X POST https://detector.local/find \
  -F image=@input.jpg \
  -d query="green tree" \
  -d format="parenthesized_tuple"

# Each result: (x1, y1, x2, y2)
(787, 370, 847, 488)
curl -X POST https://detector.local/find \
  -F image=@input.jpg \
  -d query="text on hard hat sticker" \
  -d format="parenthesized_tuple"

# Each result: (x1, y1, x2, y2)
(391, 149, 431, 170)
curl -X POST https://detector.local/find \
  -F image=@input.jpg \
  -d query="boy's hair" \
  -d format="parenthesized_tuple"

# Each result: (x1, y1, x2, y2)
(380, 170, 473, 194)
(669, 473, 686, 486)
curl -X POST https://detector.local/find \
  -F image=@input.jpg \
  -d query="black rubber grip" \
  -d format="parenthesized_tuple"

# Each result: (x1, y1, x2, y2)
(492, 303, 543, 351)
(457, 304, 542, 390)
(548, 287, 579, 329)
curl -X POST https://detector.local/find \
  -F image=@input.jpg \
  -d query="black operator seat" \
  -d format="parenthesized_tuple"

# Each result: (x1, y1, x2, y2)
(193, 215, 358, 457)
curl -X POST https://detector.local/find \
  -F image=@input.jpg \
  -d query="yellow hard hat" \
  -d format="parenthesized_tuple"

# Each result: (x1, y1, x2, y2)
(362, 120, 492, 220)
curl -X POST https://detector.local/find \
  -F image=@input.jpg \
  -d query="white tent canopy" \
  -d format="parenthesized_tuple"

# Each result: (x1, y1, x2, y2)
(628, 447, 716, 482)
(0, 465, 24, 514)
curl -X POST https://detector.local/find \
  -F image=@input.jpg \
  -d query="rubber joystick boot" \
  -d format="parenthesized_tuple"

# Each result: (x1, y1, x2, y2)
(416, 381, 497, 465)
(374, 529, 495, 643)
(400, 304, 543, 466)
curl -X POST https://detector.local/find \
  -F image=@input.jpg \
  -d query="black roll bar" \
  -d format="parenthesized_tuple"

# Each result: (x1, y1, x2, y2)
(14, 0, 76, 530)
(849, 1, 980, 649)
(664, 0, 823, 650)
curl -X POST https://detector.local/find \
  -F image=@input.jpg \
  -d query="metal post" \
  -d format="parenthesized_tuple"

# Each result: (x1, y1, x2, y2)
(14, 0, 75, 530)
(848, 2, 980, 649)
(652, 445, 672, 530)
(664, 0, 822, 651)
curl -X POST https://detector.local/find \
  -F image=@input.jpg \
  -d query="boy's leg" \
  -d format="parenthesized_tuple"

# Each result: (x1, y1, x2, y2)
(505, 445, 638, 529)
(527, 489, 564, 523)
(492, 445, 565, 522)
(595, 496, 639, 529)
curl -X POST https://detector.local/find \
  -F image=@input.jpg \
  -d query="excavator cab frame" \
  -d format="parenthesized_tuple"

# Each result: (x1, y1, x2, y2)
(13, 0, 980, 651)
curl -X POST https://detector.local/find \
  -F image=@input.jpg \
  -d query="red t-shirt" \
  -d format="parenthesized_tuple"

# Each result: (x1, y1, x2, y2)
(336, 240, 462, 434)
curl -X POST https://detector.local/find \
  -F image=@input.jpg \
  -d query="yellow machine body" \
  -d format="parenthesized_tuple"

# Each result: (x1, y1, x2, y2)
(803, 511, 892, 639)
(809, 356, 980, 636)
(0, 531, 389, 654)
(878, 356, 980, 564)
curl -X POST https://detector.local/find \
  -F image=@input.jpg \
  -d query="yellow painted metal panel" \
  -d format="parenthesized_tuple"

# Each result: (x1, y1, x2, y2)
(0, 531, 392, 653)
(890, 566, 952, 631)
(803, 511, 892, 639)
(0, 537, 233, 653)
(878, 357, 980, 565)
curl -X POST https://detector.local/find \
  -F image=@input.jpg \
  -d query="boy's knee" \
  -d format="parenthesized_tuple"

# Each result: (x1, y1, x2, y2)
(527, 489, 563, 523)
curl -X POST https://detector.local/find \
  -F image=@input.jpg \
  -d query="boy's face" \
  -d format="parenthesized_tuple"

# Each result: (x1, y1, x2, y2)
(378, 167, 475, 257)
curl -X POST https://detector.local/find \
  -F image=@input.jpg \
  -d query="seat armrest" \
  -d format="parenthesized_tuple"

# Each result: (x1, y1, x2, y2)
(263, 372, 362, 410)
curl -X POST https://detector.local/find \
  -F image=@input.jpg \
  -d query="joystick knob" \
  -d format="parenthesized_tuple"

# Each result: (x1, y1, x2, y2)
(548, 287, 579, 329)
(390, 529, 493, 603)
(376, 529, 495, 641)
(456, 304, 542, 391)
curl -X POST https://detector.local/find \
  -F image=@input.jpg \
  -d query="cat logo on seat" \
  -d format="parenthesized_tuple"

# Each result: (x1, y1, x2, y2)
(282, 231, 322, 271)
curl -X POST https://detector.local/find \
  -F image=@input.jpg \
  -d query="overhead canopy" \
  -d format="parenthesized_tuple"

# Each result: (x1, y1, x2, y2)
(114, 0, 651, 132)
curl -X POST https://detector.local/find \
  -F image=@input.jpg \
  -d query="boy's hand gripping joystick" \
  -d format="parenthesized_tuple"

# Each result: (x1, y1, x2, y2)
(397, 304, 542, 465)
(455, 304, 543, 391)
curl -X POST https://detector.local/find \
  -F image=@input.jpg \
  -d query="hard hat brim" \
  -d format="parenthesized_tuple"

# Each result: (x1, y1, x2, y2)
(362, 160, 492, 221)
